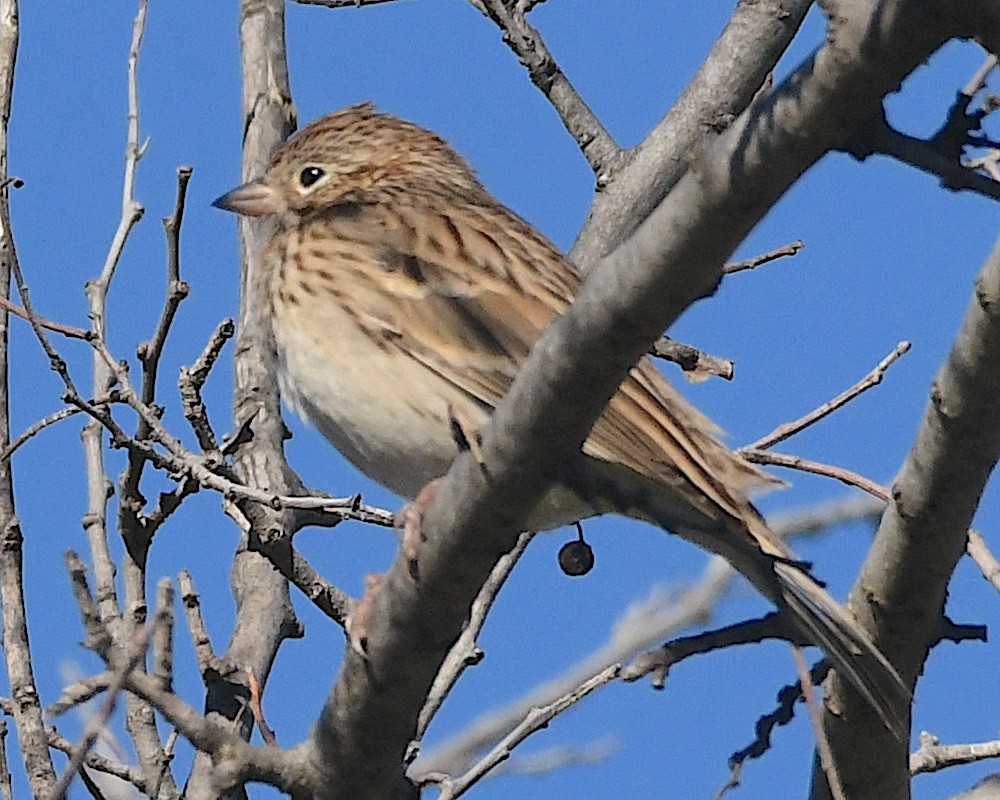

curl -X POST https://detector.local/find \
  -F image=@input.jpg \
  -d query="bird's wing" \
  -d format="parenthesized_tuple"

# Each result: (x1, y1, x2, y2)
(304, 198, 777, 520)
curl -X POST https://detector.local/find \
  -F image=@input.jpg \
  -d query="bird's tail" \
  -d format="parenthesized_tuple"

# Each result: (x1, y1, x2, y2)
(573, 459, 911, 738)
(772, 557, 910, 740)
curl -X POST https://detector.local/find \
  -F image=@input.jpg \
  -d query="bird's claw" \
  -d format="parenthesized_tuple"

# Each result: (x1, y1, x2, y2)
(395, 478, 444, 581)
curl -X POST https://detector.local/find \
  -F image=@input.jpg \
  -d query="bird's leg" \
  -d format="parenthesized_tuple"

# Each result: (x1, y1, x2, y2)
(396, 477, 444, 580)
(345, 572, 387, 656)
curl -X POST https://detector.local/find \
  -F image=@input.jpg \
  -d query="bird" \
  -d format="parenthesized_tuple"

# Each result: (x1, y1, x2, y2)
(213, 103, 909, 736)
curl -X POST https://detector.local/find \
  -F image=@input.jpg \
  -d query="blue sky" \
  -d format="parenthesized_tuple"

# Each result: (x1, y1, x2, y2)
(5, 2, 1000, 798)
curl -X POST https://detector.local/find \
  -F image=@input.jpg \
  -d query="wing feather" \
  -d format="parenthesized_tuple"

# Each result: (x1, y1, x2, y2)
(300, 198, 777, 512)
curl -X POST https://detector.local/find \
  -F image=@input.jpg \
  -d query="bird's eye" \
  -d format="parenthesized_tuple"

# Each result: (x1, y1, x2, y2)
(299, 166, 326, 189)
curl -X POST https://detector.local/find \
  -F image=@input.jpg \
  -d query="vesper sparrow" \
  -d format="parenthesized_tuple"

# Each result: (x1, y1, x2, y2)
(214, 103, 907, 735)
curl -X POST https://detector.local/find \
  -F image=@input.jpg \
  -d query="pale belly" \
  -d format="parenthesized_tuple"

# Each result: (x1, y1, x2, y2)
(271, 295, 601, 530)
(272, 298, 485, 499)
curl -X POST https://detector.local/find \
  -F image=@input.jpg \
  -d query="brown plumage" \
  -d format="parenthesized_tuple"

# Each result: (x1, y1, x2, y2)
(214, 103, 909, 735)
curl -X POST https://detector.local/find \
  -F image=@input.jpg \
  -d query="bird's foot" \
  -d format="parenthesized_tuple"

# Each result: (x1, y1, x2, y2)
(396, 478, 444, 580)
(346, 572, 386, 657)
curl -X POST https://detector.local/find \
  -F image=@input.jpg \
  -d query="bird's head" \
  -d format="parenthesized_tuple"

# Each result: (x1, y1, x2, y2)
(213, 103, 487, 218)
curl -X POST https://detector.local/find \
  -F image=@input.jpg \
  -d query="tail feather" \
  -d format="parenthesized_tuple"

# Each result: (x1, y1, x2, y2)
(774, 560, 910, 740)
(577, 459, 911, 738)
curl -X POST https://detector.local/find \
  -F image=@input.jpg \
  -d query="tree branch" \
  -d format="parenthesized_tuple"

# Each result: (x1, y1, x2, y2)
(814, 155, 1000, 798)
(473, 0, 622, 179)
(0, 0, 57, 791)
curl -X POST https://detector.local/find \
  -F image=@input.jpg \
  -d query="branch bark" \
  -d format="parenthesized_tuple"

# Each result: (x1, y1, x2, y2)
(812, 198, 1000, 800)
(0, 0, 58, 794)
(184, 0, 301, 797)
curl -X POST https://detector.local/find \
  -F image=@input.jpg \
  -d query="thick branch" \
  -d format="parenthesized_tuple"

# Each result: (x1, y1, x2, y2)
(813, 205, 1000, 798)
(182, 2, 301, 798)
(570, 0, 813, 268)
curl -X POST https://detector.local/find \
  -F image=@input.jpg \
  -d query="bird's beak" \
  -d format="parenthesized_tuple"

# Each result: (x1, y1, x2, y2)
(212, 179, 284, 217)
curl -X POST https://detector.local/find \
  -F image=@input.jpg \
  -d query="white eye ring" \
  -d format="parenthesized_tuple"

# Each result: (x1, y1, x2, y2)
(298, 165, 327, 191)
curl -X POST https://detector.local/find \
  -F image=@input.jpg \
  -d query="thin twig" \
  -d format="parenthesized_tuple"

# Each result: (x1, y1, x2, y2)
(421, 665, 621, 800)
(740, 449, 890, 500)
(966, 530, 1000, 594)
(474, 0, 621, 180)
(720, 660, 831, 797)
(125, 166, 194, 498)
(144, 476, 201, 532)
(650, 336, 734, 381)
(177, 571, 221, 679)
(116, 169, 192, 679)
(867, 118, 1000, 200)
(140, 165, 193, 390)
(178, 317, 234, 453)
(746, 341, 911, 450)
(0, 697, 148, 792)
(910, 731, 1000, 775)
(46, 673, 113, 718)
(67, 334, 396, 528)
(622, 613, 803, 686)
(75, 765, 110, 800)
(277, 544, 355, 626)
(413, 496, 885, 776)
(152, 579, 174, 692)
(247, 668, 277, 746)
(723, 240, 804, 275)
(150, 729, 179, 800)
(0, 392, 120, 464)
(0, 295, 91, 339)
(416, 533, 535, 741)
(791, 645, 845, 800)
(50, 625, 153, 800)
(962, 54, 998, 98)
(292, 0, 403, 5)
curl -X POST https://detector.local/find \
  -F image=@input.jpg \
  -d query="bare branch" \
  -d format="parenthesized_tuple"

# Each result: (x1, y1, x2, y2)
(414, 496, 885, 776)
(180, 0, 301, 795)
(865, 119, 1000, 200)
(0, 393, 120, 464)
(622, 613, 803, 686)
(792, 645, 845, 800)
(967, 530, 1000, 593)
(420, 665, 621, 800)
(721, 660, 832, 798)
(911, 731, 1000, 776)
(292, 0, 402, 6)
(740, 449, 891, 500)
(51, 619, 152, 800)
(569, 0, 813, 267)
(0, 295, 91, 339)
(177, 571, 222, 679)
(152, 579, 175, 692)
(0, 0, 56, 786)
(473, 0, 622, 179)
(0, 722, 11, 800)
(416, 533, 535, 741)
(650, 336, 734, 382)
(46, 674, 113, 719)
(746, 341, 911, 450)
(723, 240, 805, 275)
(816, 174, 1000, 797)
(178, 318, 235, 453)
